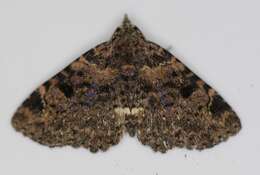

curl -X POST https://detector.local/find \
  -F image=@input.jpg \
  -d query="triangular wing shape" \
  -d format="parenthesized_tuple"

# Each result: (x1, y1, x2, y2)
(12, 16, 241, 153)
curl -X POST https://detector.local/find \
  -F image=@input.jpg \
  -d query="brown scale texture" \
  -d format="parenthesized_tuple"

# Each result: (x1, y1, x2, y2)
(12, 16, 241, 153)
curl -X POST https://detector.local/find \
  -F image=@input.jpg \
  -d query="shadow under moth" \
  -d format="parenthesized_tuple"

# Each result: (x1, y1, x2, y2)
(12, 15, 241, 153)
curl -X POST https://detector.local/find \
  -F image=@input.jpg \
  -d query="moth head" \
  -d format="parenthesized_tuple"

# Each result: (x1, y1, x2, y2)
(110, 15, 146, 58)
(111, 15, 145, 43)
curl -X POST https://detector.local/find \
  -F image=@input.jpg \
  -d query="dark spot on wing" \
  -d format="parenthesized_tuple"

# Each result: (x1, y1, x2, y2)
(180, 84, 197, 98)
(99, 85, 112, 93)
(120, 74, 129, 81)
(43, 81, 51, 91)
(210, 95, 231, 116)
(171, 71, 177, 77)
(22, 91, 44, 111)
(58, 82, 74, 98)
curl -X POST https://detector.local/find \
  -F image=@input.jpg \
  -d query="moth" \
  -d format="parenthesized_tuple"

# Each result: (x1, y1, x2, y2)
(12, 15, 241, 153)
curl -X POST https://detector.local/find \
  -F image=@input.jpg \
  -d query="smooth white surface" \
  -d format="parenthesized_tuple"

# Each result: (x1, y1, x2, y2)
(0, 0, 259, 174)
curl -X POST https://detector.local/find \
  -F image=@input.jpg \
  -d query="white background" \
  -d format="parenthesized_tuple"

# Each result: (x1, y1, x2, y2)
(0, 0, 259, 174)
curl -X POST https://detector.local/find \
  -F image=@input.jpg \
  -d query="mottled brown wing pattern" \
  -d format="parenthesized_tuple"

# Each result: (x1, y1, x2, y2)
(12, 15, 241, 153)
(137, 55, 241, 152)
(12, 52, 125, 152)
